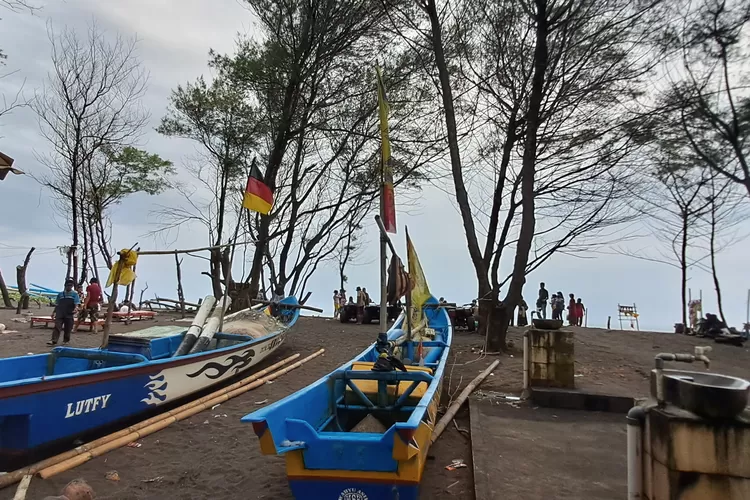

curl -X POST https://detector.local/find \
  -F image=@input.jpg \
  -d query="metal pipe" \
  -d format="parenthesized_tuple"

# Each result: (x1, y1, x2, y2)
(626, 405, 647, 500)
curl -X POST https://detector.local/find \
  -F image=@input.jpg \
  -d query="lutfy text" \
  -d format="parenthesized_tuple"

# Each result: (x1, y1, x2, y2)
(64, 394, 111, 418)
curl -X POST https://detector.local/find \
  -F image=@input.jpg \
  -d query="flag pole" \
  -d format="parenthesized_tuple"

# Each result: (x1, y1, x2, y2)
(378, 185, 389, 352)
(404, 226, 413, 345)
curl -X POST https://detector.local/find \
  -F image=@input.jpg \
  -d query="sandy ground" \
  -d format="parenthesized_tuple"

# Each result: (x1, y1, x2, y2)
(1, 307, 749, 499)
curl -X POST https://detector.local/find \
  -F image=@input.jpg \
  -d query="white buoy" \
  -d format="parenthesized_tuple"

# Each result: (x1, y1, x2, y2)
(189, 296, 232, 354)
(173, 296, 217, 357)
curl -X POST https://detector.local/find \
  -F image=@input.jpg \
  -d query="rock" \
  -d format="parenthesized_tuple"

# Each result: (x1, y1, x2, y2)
(61, 478, 95, 499)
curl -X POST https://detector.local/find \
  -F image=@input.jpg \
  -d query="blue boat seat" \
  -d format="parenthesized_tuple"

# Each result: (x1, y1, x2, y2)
(342, 362, 433, 407)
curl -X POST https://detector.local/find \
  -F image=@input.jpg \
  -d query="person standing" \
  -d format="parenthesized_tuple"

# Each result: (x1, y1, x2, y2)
(333, 290, 341, 319)
(536, 282, 549, 319)
(356, 286, 365, 324)
(74, 277, 102, 333)
(362, 287, 371, 305)
(567, 294, 576, 325)
(48, 278, 80, 346)
(575, 298, 586, 326)
(517, 298, 528, 327)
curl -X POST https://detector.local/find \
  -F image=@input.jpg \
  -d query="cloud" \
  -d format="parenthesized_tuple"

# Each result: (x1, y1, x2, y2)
(1, 0, 748, 332)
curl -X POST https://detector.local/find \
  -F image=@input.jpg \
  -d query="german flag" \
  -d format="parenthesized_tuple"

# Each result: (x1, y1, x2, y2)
(242, 161, 273, 215)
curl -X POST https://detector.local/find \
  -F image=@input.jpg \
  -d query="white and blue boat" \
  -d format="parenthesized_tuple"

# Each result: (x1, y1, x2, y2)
(0, 296, 300, 469)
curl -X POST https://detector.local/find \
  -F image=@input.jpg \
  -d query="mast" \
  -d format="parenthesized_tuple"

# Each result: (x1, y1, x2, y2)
(378, 185, 388, 347)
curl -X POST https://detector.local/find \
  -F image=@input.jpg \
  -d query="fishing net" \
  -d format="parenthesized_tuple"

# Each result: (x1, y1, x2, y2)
(222, 308, 286, 339)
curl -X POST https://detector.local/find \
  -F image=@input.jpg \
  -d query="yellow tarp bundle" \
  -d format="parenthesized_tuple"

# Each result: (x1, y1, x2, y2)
(106, 249, 139, 287)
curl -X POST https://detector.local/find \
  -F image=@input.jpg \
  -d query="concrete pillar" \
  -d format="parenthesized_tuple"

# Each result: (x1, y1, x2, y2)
(528, 328, 575, 389)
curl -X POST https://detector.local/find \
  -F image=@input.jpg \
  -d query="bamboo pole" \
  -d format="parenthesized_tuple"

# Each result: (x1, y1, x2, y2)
(38, 349, 325, 479)
(152, 297, 201, 308)
(12, 475, 31, 500)
(0, 352, 302, 489)
(250, 299, 323, 313)
(137, 241, 255, 256)
(430, 359, 500, 444)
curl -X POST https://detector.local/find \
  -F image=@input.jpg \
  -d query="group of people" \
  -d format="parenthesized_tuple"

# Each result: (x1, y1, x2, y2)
(333, 286, 373, 324)
(47, 277, 103, 346)
(535, 282, 586, 326)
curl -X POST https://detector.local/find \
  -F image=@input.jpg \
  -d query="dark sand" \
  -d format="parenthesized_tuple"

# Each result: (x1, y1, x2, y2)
(1, 307, 749, 499)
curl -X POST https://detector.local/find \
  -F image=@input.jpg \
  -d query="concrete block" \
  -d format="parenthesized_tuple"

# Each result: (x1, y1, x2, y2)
(647, 408, 750, 477)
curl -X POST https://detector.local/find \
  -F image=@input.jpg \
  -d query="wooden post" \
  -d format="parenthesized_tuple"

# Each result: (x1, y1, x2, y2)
(15, 247, 35, 314)
(0, 268, 12, 308)
(100, 247, 133, 349)
(138, 282, 149, 309)
(175, 251, 186, 318)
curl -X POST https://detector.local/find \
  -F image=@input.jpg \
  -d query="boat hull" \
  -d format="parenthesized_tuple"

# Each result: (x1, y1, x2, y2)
(289, 479, 418, 500)
(243, 296, 451, 500)
(0, 299, 299, 467)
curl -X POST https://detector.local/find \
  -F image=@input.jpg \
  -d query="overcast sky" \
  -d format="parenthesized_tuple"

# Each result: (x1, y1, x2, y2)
(1, 0, 748, 332)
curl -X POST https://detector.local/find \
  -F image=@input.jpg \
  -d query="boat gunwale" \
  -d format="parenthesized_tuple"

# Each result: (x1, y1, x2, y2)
(0, 299, 301, 399)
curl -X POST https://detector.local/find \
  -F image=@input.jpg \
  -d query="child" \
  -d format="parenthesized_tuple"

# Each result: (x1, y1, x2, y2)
(575, 298, 586, 326)
(333, 290, 341, 319)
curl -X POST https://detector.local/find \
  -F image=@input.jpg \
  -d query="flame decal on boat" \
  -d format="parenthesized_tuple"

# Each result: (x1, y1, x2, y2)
(141, 374, 168, 406)
(186, 348, 256, 380)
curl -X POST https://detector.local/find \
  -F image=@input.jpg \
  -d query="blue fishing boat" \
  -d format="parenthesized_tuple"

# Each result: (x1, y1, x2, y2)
(243, 66, 449, 500)
(242, 297, 451, 500)
(0, 297, 300, 468)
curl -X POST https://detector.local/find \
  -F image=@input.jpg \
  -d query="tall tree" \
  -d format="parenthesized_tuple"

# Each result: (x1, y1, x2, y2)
(227, 0, 438, 299)
(416, 0, 668, 349)
(157, 75, 261, 298)
(660, 0, 750, 198)
(33, 22, 149, 283)
(206, 3, 438, 300)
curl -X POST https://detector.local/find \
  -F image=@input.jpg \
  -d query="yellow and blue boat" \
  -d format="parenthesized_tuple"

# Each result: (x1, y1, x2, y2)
(242, 296, 451, 500)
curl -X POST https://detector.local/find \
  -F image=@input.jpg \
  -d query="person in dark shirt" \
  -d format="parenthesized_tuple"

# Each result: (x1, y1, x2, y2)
(48, 278, 81, 346)
(74, 277, 102, 333)
(536, 282, 549, 319)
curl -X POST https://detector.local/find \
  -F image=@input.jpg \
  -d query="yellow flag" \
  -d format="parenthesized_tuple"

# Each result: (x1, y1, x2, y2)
(406, 228, 430, 326)
(106, 249, 139, 287)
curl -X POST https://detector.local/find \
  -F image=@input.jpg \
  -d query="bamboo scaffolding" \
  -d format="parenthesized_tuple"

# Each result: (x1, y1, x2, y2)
(0, 352, 306, 489)
(430, 360, 500, 444)
(38, 349, 325, 479)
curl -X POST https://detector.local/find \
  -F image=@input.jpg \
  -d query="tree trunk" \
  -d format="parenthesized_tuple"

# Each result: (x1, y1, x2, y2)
(494, 0, 549, 348)
(424, 0, 489, 293)
(175, 252, 186, 318)
(209, 248, 223, 299)
(709, 205, 726, 324)
(680, 213, 689, 328)
(248, 217, 270, 299)
(65, 246, 73, 280)
(0, 269, 12, 307)
(15, 247, 35, 313)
